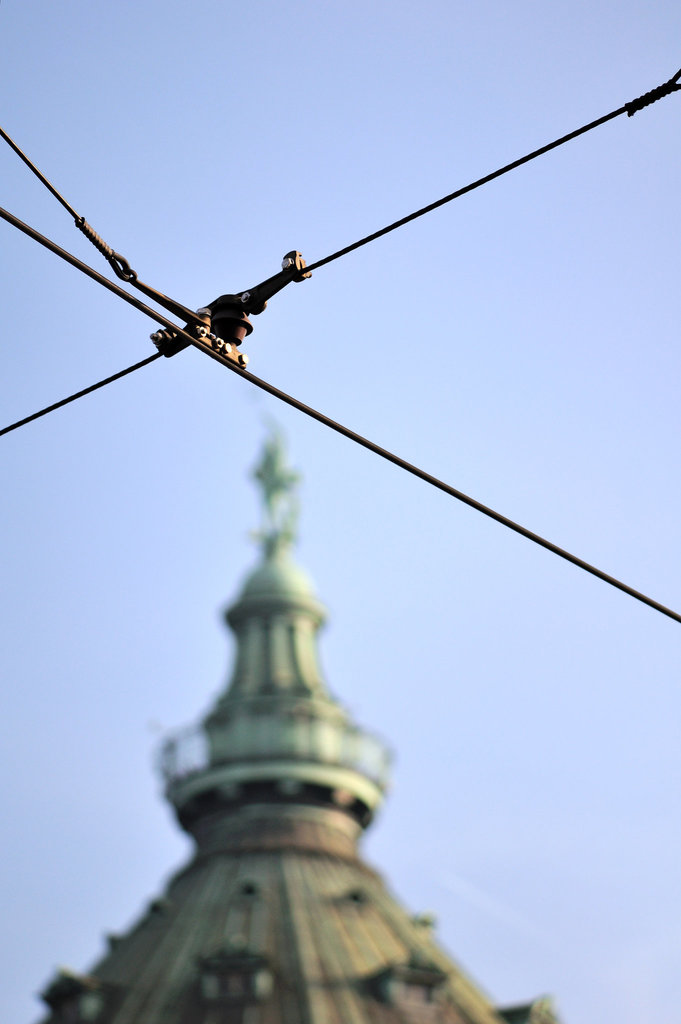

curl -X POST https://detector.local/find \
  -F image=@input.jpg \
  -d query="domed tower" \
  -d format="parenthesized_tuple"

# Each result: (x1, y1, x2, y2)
(36, 434, 560, 1024)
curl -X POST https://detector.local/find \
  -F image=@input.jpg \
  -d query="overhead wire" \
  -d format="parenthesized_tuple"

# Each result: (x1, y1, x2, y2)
(215, 363, 681, 627)
(0, 123, 136, 281)
(2, 68, 681, 624)
(3, 66, 679, 283)
(304, 66, 681, 272)
(0, 206, 192, 335)
(0, 125, 203, 326)
(1, 208, 679, 625)
(3, 66, 679, 356)
(0, 125, 80, 219)
(0, 354, 162, 438)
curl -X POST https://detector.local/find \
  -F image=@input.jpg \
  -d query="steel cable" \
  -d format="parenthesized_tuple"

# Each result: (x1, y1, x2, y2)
(3, 67, 679, 283)
(229, 365, 681, 626)
(2, 205, 680, 624)
(0, 353, 162, 437)
(0, 206, 191, 333)
(3, 65, 681, 624)
(305, 67, 681, 272)
(0, 126, 202, 323)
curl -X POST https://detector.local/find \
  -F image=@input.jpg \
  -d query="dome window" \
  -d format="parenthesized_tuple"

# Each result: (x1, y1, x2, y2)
(239, 880, 259, 897)
(148, 897, 171, 916)
(198, 947, 273, 1004)
(369, 957, 447, 1013)
(40, 969, 105, 1022)
(498, 996, 560, 1024)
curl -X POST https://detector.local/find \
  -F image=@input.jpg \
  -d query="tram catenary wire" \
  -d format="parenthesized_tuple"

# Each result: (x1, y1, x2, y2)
(0, 354, 162, 437)
(2, 68, 680, 276)
(304, 64, 681, 272)
(2, 66, 680, 623)
(1, 209, 679, 626)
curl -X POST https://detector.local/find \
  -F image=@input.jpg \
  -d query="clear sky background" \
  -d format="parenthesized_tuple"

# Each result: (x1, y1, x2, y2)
(1, 3, 680, 1022)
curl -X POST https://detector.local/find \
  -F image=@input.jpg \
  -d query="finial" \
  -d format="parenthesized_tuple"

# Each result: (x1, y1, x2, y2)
(252, 427, 300, 558)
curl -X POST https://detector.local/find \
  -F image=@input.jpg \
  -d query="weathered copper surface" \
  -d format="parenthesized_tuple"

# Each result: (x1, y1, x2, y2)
(35, 440, 558, 1024)
(38, 806, 505, 1024)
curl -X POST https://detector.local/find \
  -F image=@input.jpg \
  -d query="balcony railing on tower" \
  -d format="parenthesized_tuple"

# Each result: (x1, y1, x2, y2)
(159, 717, 391, 789)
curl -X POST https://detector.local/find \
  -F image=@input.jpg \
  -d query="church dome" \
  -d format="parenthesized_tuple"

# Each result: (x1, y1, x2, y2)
(240, 552, 316, 602)
(227, 550, 326, 627)
(33, 432, 560, 1024)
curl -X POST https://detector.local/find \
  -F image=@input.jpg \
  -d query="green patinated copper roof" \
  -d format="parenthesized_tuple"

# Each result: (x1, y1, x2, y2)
(498, 997, 561, 1024)
(238, 554, 319, 604)
(34, 433, 560, 1024)
(162, 432, 391, 828)
(37, 805, 509, 1024)
(229, 549, 326, 626)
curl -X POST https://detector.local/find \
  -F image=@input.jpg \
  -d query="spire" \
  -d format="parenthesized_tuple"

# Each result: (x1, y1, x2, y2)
(161, 430, 391, 848)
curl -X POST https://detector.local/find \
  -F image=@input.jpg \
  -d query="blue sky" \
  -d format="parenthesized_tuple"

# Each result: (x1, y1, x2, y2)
(1, 3, 680, 1022)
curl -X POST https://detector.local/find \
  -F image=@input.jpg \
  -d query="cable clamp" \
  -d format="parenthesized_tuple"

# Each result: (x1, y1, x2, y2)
(150, 250, 309, 364)
(625, 67, 681, 116)
(150, 327, 186, 358)
(150, 315, 249, 368)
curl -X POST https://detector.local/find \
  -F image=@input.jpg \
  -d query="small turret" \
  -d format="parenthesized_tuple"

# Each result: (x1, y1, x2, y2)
(34, 433, 557, 1024)
(161, 430, 390, 844)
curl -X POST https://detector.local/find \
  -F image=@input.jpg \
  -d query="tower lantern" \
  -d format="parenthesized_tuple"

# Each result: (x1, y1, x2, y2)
(35, 432, 560, 1024)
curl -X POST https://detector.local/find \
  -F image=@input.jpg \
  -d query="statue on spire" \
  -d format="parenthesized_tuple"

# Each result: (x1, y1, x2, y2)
(252, 427, 300, 557)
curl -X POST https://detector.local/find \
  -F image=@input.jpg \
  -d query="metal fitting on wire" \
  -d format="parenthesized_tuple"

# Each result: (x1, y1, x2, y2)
(150, 328, 189, 358)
